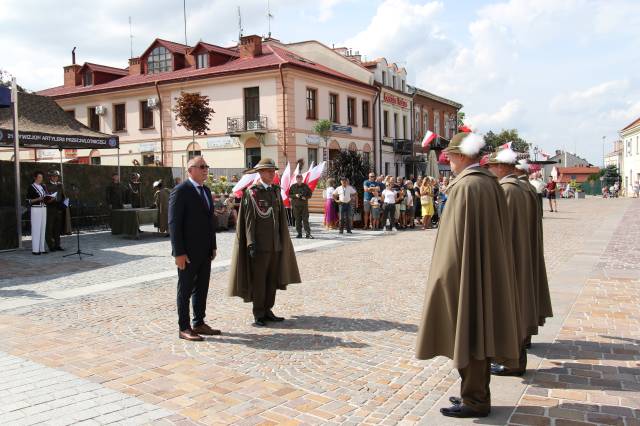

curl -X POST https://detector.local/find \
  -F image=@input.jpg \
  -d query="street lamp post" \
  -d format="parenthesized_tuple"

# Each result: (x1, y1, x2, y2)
(533, 146, 539, 161)
(602, 136, 606, 168)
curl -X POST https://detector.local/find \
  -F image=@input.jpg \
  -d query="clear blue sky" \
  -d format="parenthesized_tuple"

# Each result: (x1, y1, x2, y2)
(2, 0, 639, 164)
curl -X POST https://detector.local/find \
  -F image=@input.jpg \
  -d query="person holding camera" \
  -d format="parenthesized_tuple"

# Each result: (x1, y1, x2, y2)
(228, 158, 301, 327)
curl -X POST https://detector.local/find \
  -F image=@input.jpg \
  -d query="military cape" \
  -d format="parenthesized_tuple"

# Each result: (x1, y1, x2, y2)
(228, 184, 301, 302)
(518, 175, 553, 327)
(416, 167, 520, 368)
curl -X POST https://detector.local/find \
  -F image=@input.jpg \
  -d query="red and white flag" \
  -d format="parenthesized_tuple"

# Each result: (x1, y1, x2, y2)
(232, 172, 258, 197)
(279, 162, 292, 206)
(292, 162, 300, 179)
(422, 130, 437, 148)
(540, 150, 551, 159)
(499, 142, 513, 150)
(303, 161, 315, 184)
(306, 161, 326, 192)
(458, 125, 472, 133)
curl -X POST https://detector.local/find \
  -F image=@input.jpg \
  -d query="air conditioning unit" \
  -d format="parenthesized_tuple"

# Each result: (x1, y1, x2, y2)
(147, 97, 159, 109)
(94, 105, 107, 116)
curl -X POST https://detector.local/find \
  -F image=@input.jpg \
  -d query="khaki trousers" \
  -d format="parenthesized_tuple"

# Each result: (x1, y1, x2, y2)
(251, 250, 281, 319)
(458, 357, 491, 413)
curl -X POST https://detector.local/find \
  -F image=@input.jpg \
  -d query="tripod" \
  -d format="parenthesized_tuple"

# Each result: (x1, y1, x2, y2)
(63, 185, 93, 260)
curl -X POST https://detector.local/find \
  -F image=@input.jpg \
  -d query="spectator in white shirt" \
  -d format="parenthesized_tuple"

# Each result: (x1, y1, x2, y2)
(381, 186, 397, 231)
(333, 177, 358, 234)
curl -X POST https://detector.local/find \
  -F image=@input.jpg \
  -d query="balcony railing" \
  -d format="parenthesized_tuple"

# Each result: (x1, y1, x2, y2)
(226, 115, 268, 134)
(393, 139, 413, 155)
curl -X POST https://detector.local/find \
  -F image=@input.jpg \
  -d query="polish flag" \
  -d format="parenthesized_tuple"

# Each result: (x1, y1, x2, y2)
(306, 161, 326, 192)
(458, 125, 472, 133)
(279, 162, 292, 206)
(499, 142, 513, 150)
(273, 170, 281, 185)
(232, 172, 259, 197)
(422, 130, 437, 148)
(303, 161, 315, 184)
(292, 162, 300, 179)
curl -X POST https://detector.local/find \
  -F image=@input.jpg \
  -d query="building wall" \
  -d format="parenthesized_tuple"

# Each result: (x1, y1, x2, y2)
(621, 125, 640, 195)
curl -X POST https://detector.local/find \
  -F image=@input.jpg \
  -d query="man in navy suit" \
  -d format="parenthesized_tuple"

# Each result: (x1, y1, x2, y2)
(169, 156, 219, 341)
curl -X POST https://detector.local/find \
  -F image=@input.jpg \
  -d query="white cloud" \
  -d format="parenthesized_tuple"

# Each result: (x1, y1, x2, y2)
(466, 100, 522, 131)
(317, 0, 346, 22)
(550, 80, 630, 113)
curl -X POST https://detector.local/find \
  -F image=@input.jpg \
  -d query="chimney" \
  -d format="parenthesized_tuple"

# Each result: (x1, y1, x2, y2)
(63, 65, 82, 87)
(128, 57, 142, 75)
(239, 35, 262, 58)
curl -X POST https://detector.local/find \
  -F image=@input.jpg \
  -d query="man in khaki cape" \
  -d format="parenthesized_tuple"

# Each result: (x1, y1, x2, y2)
(515, 160, 553, 340)
(486, 149, 538, 376)
(228, 158, 301, 327)
(416, 132, 520, 418)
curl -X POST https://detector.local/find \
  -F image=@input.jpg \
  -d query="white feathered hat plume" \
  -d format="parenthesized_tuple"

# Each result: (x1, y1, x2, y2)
(495, 148, 518, 164)
(458, 133, 486, 156)
(515, 159, 530, 171)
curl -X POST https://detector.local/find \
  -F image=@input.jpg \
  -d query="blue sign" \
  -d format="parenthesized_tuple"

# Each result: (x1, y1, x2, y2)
(331, 124, 352, 134)
(0, 86, 10, 108)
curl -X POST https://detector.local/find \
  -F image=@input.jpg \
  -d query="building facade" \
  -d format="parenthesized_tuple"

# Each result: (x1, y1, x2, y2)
(2, 36, 375, 174)
(604, 139, 623, 170)
(619, 117, 640, 195)
(542, 150, 592, 178)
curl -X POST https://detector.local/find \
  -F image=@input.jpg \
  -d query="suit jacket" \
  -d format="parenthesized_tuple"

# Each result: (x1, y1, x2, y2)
(169, 181, 217, 262)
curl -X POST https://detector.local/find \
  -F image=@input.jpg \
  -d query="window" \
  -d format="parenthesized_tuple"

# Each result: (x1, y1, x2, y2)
(434, 111, 440, 135)
(382, 71, 387, 86)
(83, 71, 93, 87)
(347, 97, 356, 125)
(308, 148, 318, 167)
(415, 111, 420, 139)
(187, 150, 201, 160)
(392, 75, 396, 89)
(329, 93, 339, 123)
(113, 103, 126, 132)
(383, 110, 389, 137)
(627, 140, 632, 156)
(140, 100, 154, 129)
(394, 113, 398, 138)
(306, 88, 317, 119)
(244, 87, 260, 121)
(401, 80, 405, 93)
(196, 53, 208, 69)
(402, 115, 407, 139)
(245, 147, 261, 168)
(88, 107, 100, 131)
(147, 46, 172, 74)
(142, 152, 155, 165)
(362, 101, 370, 127)
(423, 112, 429, 132)
(90, 156, 101, 165)
(384, 162, 390, 175)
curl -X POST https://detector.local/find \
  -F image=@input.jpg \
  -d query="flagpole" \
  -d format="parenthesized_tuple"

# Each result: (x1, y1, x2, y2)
(11, 77, 22, 249)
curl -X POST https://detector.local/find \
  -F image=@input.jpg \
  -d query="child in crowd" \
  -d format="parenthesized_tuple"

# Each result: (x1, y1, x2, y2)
(369, 187, 381, 230)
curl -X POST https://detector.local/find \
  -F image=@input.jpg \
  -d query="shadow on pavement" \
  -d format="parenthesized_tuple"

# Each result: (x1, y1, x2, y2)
(0, 288, 49, 299)
(528, 338, 640, 361)
(470, 403, 637, 425)
(212, 332, 369, 351)
(265, 315, 418, 333)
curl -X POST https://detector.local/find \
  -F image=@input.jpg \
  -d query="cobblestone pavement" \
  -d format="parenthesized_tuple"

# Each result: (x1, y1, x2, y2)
(0, 197, 638, 425)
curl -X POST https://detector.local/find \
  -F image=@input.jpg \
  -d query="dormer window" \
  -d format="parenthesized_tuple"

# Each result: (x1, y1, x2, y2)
(147, 46, 171, 74)
(196, 53, 208, 69)
(83, 71, 93, 87)
(392, 75, 396, 89)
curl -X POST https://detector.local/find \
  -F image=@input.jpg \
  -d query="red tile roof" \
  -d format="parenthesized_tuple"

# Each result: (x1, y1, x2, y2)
(556, 166, 600, 183)
(38, 43, 374, 99)
(621, 116, 640, 132)
(82, 63, 128, 76)
(191, 41, 239, 57)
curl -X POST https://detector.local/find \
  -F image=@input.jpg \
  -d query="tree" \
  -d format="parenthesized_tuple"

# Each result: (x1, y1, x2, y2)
(457, 111, 466, 127)
(327, 150, 370, 195)
(173, 92, 215, 149)
(484, 129, 529, 153)
(0, 70, 29, 93)
(598, 165, 621, 187)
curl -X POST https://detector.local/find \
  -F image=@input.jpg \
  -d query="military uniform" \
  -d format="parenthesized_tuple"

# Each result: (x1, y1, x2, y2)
(44, 171, 66, 251)
(228, 158, 301, 326)
(125, 174, 145, 208)
(106, 181, 126, 209)
(288, 182, 312, 238)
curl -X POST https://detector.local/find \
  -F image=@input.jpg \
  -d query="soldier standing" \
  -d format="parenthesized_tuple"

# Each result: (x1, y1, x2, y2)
(288, 174, 313, 239)
(228, 158, 301, 327)
(416, 132, 521, 418)
(125, 172, 145, 208)
(106, 173, 125, 210)
(44, 169, 66, 252)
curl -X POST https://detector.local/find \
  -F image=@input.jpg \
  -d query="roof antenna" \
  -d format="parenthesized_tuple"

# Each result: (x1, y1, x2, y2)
(238, 6, 243, 41)
(128, 17, 134, 58)
(183, 0, 188, 46)
(267, 0, 274, 38)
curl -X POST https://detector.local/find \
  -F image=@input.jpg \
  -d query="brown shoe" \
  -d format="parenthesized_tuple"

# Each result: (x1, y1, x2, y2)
(192, 323, 221, 336)
(179, 329, 203, 341)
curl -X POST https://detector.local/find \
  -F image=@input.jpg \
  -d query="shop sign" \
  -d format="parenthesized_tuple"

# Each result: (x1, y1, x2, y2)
(37, 149, 58, 159)
(305, 135, 323, 145)
(206, 136, 240, 149)
(331, 124, 352, 134)
(383, 92, 409, 108)
(139, 142, 156, 152)
(64, 149, 77, 158)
